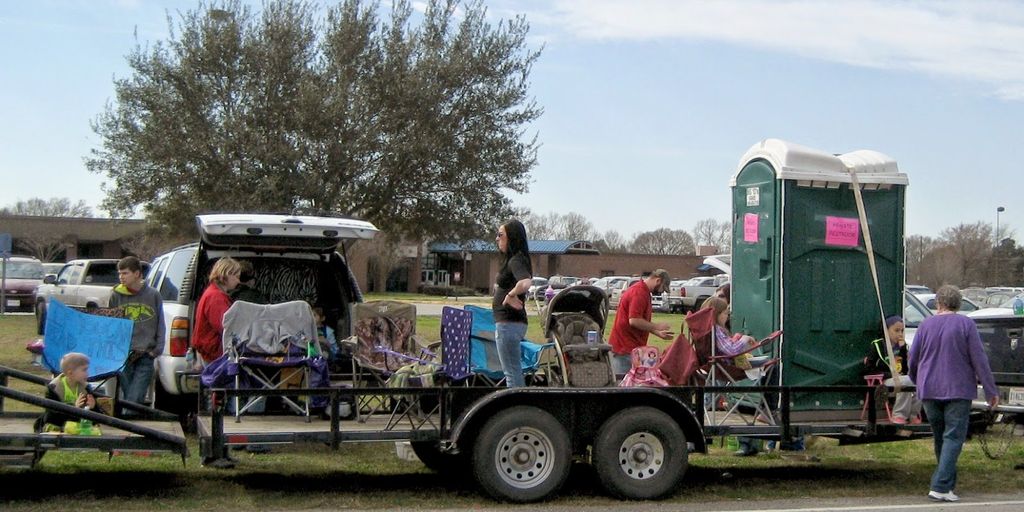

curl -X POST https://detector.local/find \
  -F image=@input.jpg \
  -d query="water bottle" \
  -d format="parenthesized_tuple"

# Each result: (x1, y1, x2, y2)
(79, 406, 93, 436)
(1014, 296, 1023, 316)
(586, 330, 598, 344)
(185, 347, 197, 369)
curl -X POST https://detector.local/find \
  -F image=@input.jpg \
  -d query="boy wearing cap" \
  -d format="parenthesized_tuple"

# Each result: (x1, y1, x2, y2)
(608, 269, 674, 376)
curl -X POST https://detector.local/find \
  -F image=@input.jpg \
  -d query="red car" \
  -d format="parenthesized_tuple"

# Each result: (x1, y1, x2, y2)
(1, 256, 45, 313)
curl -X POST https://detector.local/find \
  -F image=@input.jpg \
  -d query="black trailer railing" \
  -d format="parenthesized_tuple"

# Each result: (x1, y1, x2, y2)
(0, 364, 189, 467)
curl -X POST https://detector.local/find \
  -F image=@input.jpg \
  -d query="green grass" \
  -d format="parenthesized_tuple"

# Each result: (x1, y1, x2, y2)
(2, 313, 1022, 509)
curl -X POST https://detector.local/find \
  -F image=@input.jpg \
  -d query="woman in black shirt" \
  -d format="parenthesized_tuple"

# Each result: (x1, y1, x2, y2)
(492, 219, 533, 387)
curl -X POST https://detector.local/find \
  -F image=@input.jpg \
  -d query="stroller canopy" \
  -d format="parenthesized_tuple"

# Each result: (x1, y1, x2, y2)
(542, 285, 608, 337)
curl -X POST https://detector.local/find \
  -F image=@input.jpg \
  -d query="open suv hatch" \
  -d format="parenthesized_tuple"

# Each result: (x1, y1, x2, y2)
(146, 214, 377, 413)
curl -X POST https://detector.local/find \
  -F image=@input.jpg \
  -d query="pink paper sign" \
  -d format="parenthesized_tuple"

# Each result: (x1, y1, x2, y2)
(743, 213, 758, 243)
(825, 216, 860, 247)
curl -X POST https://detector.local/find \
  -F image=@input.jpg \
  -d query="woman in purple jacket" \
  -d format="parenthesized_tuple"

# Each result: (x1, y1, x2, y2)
(909, 285, 999, 503)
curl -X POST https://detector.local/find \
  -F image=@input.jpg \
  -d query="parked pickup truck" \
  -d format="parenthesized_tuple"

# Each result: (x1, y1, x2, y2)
(34, 259, 149, 335)
(677, 274, 730, 312)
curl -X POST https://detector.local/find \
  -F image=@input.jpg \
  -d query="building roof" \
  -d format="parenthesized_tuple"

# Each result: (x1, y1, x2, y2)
(0, 215, 147, 241)
(429, 239, 599, 255)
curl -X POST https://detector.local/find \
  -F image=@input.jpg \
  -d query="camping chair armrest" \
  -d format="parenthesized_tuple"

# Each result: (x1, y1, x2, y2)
(372, 346, 436, 368)
(710, 330, 782, 361)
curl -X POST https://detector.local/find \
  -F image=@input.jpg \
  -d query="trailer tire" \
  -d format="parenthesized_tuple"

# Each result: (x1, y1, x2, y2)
(411, 440, 469, 475)
(593, 406, 688, 500)
(472, 406, 571, 502)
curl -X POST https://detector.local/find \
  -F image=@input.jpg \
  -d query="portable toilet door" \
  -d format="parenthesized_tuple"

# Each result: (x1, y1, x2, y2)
(730, 139, 908, 415)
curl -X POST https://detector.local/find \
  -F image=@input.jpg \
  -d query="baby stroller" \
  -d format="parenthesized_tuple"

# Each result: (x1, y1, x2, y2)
(541, 285, 615, 387)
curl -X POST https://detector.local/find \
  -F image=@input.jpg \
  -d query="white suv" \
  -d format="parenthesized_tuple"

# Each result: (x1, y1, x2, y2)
(145, 214, 377, 414)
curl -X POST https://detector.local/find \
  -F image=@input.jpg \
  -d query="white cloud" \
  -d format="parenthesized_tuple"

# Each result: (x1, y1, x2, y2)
(535, 0, 1024, 100)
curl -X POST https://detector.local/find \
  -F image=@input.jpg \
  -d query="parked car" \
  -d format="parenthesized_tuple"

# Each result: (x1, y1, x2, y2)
(666, 279, 688, 313)
(902, 290, 931, 346)
(527, 277, 549, 302)
(915, 293, 980, 314)
(35, 259, 151, 335)
(679, 274, 730, 312)
(961, 286, 989, 305)
(592, 276, 629, 298)
(905, 284, 932, 295)
(41, 262, 64, 278)
(608, 277, 668, 311)
(146, 214, 378, 415)
(548, 275, 583, 290)
(0, 256, 45, 313)
(966, 305, 1024, 403)
(608, 277, 639, 310)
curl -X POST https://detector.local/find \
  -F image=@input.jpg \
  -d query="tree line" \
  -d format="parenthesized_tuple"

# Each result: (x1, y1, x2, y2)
(3, 198, 1021, 289)
(520, 210, 729, 255)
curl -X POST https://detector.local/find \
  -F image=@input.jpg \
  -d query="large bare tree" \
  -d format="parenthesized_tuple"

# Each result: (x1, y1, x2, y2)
(630, 228, 695, 255)
(940, 222, 992, 287)
(692, 218, 730, 252)
(1, 198, 92, 218)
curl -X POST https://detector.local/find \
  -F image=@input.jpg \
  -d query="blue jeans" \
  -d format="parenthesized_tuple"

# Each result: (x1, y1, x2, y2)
(495, 322, 527, 387)
(922, 399, 971, 493)
(121, 353, 155, 406)
(611, 353, 632, 377)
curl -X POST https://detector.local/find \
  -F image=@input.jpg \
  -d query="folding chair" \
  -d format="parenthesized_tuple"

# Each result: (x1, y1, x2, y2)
(683, 307, 782, 426)
(378, 307, 474, 429)
(40, 299, 132, 417)
(221, 300, 328, 422)
(345, 301, 429, 387)
(462, 305, 557, 387)
(341, 301, 436, 420)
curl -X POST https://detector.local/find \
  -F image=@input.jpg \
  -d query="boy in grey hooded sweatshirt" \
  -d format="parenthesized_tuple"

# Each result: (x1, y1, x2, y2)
(109, 256, 165, 409)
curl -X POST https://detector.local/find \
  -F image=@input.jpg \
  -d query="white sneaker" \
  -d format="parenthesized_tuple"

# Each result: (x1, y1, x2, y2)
(928, 490, 960, 502)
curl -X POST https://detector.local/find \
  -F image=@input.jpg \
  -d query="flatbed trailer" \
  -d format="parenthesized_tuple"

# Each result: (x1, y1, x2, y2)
(5, 363, 1015, 502)
(194, 382, 934, 502)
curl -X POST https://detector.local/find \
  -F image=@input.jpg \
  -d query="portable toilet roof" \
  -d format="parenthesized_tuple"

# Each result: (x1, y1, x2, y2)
(729, 138, 908, 188)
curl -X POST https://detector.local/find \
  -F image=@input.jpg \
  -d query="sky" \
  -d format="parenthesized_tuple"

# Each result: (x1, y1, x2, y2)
(2, 0, 1024, 241)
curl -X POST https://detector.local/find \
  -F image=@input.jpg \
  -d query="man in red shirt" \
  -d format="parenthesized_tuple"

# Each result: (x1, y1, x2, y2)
(609, 269, 674, 376)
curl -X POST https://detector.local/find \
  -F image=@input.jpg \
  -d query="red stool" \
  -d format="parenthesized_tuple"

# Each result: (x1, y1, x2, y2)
(861, 373, 893, 421)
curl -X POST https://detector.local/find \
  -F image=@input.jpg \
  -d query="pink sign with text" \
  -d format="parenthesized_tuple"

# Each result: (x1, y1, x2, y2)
(825, 216, 860, 247)
(743, 213, 758, 243)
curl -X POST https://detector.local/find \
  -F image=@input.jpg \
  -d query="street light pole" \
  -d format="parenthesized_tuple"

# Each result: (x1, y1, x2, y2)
(996, 206, 1005, 247)
(995, 206, 1005, 284)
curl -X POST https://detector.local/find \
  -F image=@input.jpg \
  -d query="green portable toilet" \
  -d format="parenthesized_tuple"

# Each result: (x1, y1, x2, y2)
(730, 139, 908, 417)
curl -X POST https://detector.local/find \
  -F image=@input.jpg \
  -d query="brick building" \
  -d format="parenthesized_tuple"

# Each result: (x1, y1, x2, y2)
(0, 215, 147, 261)
(425, 240, 712, 293)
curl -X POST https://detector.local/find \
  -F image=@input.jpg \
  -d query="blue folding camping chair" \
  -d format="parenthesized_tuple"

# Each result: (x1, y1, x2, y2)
(462, 305, 560, 386)
(42, 299, 133, 414)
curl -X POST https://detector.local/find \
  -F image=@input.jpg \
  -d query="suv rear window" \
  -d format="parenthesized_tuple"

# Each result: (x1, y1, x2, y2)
(159, 250, 195, 303)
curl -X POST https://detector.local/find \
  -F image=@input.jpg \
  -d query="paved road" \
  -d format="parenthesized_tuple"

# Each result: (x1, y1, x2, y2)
(413, 302, 544, 317)
(387, 494, 1024, 512)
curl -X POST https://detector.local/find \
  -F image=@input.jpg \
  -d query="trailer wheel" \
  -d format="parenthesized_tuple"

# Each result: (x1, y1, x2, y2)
(593, 406, 688, 500)
(411, 440, 469, 474)
(472, 406, 571, 502)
